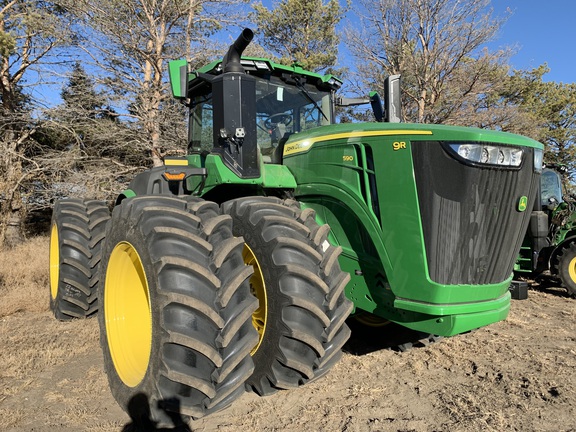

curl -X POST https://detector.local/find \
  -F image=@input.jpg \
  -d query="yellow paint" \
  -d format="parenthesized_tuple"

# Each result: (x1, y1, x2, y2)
(518, 196, 528, 212)
(243, 244, 267, 355)
(49, 224, 59, 300)
(393, 141, 407, 151)
(164, 158, 189, 166)
(105, 241, 152, 387)
(283, 139, 313, 156)
(568, 256, 576, 284)
(283, 130, 432, 156)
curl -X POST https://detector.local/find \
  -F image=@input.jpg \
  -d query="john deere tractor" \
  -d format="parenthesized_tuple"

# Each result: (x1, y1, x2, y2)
(49, 29, 544, 423)
(515, 165, 576, 296)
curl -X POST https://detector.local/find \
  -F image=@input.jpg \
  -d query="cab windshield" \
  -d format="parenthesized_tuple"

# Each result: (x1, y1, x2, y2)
(188, 75, 333, 158)
(541, 168, 564, 207)
(255, 76, 332, 159)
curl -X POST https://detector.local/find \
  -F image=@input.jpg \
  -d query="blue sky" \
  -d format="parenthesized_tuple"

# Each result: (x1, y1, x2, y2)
(489, 0, 574, 83)
(30, 0, 574, 107)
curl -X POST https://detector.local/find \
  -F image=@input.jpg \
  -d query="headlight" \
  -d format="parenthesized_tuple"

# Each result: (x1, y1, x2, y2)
(448, 143, 524, 168)
(533, 148, 543, 173)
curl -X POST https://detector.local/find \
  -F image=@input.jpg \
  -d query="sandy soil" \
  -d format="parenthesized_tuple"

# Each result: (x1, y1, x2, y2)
(1, 239, 575, 432)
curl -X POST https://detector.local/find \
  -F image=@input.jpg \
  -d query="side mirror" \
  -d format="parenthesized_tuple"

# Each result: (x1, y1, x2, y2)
(384, 74, 401, 123)
(335, 76, 402, 124)
(168, 59, 188, 100)
(369, 91, 383, 122)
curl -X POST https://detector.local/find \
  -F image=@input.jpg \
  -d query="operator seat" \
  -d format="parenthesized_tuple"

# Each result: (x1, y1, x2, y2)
(271, 133, 291, 164)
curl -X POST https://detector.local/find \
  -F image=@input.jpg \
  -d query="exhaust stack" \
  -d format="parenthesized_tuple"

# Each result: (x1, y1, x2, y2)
(222, 28, 254, 73)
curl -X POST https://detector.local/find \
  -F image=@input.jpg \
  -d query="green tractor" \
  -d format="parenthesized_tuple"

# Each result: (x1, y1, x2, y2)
(49, 29, 544, 423)
(515, 165, 576, 296)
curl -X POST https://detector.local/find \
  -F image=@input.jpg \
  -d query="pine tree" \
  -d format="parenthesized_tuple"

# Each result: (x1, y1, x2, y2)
(0, 0, 72, 247)
(252, 0, 348, 72)
(61, 62, 107, 117)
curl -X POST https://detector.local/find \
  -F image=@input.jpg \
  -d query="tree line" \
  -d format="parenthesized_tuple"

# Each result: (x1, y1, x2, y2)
(1, 0, 575, 247)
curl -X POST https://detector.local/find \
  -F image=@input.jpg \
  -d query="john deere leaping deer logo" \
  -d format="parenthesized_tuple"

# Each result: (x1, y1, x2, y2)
(518, 196, 528, 212)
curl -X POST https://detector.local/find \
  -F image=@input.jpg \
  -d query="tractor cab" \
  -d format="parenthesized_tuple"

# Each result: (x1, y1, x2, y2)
(169, 29, 341, 176)
(540, 167, 564, 209)
(515, 164, 576, 296)
(187, 65, 337, 163)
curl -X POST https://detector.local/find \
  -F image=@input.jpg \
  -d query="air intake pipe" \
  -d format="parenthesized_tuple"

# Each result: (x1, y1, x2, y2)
(222, 28, 254, 73)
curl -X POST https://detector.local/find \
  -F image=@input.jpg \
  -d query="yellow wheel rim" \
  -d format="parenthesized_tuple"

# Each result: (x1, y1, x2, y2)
(105, 242, 152, 387)
(568, 257, 576, 283)
(354, 311, 390, 328)
(49, 224, 60, 300)
(243, 244, 267, 355)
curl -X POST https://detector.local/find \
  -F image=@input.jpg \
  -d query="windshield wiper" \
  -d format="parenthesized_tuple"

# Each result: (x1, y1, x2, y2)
(292, 76, 329, 123)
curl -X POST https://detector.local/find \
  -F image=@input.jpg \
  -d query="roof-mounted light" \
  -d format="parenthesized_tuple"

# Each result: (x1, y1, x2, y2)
(253, 61, 270, 70)
(322, 75, 342, 90)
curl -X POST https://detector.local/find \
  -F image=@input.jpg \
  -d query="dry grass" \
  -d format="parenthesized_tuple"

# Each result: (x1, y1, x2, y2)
(0, 236, 51, 317)
(0, 236, 110, 429)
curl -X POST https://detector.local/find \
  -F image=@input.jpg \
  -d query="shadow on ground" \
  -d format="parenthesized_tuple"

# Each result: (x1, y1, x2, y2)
(122, 393, 192, 432)
(344, 318, 443, 356)
(528, 276, 575, 299)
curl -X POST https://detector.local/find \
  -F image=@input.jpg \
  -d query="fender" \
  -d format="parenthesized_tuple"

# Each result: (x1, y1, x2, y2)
(115, 164, 207, 205)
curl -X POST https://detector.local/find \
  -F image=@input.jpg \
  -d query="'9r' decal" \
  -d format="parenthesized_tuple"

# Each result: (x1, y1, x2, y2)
(393, 141, 407, 151)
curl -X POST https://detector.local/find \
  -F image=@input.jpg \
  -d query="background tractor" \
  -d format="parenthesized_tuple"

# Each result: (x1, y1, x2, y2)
(49, 28, 544, 424)
(515, 165, 576, 297)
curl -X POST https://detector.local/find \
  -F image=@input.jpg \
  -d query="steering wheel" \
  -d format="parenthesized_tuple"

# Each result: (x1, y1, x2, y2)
(264, 113, 292, 129)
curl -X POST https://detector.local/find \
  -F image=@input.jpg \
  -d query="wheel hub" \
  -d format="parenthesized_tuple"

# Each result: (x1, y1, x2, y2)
(243, 244, 267, 355)
(49, 224, 60, 300)
(105, 241, 152, 387)
(568, 256, 576, 282)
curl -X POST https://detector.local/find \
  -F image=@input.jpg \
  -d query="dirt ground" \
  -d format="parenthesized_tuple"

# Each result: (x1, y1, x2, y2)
(1, 237, 575, 432)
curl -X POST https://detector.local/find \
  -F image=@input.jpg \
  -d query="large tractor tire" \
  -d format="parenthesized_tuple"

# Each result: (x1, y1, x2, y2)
(98, 196, 258, 424)
(222, 197, 353, 396)
(49, 198, 110, 320)
(555, 242, 576, 296)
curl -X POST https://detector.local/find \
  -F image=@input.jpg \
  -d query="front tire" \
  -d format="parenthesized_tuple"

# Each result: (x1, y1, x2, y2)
(222, 197, 353, 396)
(98, 196, 258, 423)
(49, 199, 110, 320)
(556, 242, 576, 296)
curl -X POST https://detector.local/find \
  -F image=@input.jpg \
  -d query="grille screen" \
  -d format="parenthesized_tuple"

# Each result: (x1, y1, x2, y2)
(412, 142, 538, 285)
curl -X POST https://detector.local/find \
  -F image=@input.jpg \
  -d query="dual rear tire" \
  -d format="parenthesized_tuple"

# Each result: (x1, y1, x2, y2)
(49, 199, 110, 320)
(50, 195, 352, 422)
(98, 196, 258, 422)
(222, 197, 353, 396)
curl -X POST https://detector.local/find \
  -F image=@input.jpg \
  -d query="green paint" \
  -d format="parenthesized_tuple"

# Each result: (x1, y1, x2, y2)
(169, 53, 545, 337)
(186, 154, 297, 193)
(282, 123, 543, 336)
(168, 59, 187, 99)
(119, 189, 136, 199)
(191, 56, 343, 89)
(518, 196, 528, 212)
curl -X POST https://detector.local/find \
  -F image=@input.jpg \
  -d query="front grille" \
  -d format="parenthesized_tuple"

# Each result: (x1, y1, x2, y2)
(412, 142, 538, 285)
